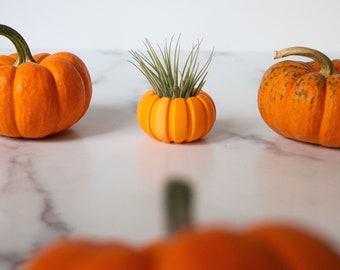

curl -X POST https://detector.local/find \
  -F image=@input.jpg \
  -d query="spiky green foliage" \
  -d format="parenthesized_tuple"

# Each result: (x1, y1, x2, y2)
(130, 37, 213, 99)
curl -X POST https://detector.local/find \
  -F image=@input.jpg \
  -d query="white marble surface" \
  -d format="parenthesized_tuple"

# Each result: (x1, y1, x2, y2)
(1, 50, 340, 269)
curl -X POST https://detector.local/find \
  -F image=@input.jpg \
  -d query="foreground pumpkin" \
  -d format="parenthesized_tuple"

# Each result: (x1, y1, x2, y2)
(130, 38, 216, 143)
(0, 24, 92, 138)
(22, 240, 148, 270)
(22, 181, 340, 270)
(258, 46, 340, 147)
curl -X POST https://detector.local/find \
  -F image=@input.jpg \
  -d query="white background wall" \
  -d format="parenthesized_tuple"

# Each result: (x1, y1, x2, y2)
(1, 0, 340, 52)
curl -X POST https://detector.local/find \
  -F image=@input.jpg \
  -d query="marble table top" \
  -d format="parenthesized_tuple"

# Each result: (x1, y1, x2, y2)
(1, 50, 340, 269)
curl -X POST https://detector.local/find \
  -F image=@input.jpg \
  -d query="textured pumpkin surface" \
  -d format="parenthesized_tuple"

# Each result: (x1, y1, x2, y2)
(137, 90, 216, 143)
(0, 52, 92, 138)
(246, 224, 340, 270)
(258, 48, 340, 147)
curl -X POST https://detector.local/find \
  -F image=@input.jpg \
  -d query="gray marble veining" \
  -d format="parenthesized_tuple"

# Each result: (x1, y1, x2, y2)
(0, 50, 339, 269)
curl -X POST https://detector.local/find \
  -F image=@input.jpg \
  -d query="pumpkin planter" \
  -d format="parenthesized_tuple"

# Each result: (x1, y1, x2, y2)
(130, 38, 216, 143)
(258, 46, 340, 148)
(136, 89, 216, 143)
(22, 180, 340, 270)
(0, 24, 92, 138)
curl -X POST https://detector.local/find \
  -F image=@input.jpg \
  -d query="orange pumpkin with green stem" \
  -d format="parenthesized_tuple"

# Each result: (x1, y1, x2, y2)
(0, 24, 92, 138)
(130, 38, 216, 143)
(258, 46, 340, 147)
(22, 180, 340, 270)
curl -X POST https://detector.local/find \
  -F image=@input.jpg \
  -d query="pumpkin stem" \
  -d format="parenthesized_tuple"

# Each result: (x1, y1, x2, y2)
(0, 24, 36, 66)
(274, 46, 337, 78)
(165, 179, 193, 236)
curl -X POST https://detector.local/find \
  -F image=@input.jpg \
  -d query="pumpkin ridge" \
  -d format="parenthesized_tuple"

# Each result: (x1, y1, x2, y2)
(0, 67, 20, 137)
(196, 93, 215, 137)
(260, 66, 308, 137)
(306, 73, 327, 144)
(184, 99, 190, 142)
(40, 56, 87, 134)
(168, 98, 188, 143)
(258, 61, 309, 130)
(185, 99, 195, 142)
(283, 72, 327, 144)
(186, 97, 207, 142)
(10, 66, 22, 137)
(52, 52, 92, 116)
(33, 53, 50, 63)
(268, 70, 303, 137)
(0, 55, 16, 65)
(318, 74, 340, 146)
(198, 96, 211, 137)
(13, 63, 60, 138)
(137, 91, 159, 139)
(150, 97, 171, 142)
(280, 71, 315, 139)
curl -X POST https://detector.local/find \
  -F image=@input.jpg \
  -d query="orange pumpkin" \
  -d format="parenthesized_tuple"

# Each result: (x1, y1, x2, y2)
(130, 37, 216, 143)
(22, 181, 340, 270)
(246, 224, 340, 270)
(137, 90, 216, 143)
(22, 238, 148, 270)
(147, 225, 340, 270)
(22, 224, 340, 270)
(0, 24, 92, 138)
(258, 46, 340, 147)
(147, 228, 280, 270)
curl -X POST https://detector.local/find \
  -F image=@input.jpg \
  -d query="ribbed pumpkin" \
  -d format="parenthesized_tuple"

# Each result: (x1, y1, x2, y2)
(22, 225, 340, 270)
(130, 37, 216, 143)
(258, 46, 340, 147)
(137, 89, 216, 143)
(0, 24, 92, 138)
(147, 225, 340, 270)
(22, 181, 340, 270)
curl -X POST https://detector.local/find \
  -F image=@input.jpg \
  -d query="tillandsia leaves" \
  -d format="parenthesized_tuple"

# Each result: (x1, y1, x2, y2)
(130, 36, 214, 99)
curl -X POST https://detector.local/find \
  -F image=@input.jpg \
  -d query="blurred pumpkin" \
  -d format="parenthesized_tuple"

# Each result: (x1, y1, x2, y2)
(0, 24, 92, 138)
(247, 224, 340, 270)
(21, 239, 148, 270)
(21, 181, 340, 270)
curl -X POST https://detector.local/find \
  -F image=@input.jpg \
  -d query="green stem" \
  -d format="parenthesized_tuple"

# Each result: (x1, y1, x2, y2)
(274, 46, 337, 78)
(0, 24, 36, 66)
(165, 179, 193, 236)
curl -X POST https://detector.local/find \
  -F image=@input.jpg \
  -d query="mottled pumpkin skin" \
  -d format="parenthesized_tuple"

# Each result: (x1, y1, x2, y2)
(137, 90, 216, 143)
(0, 52, 92, 138)
(258, 60, 340, 147)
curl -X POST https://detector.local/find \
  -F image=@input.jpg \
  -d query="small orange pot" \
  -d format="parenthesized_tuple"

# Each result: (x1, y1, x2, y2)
(137, 90, 216, 143)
